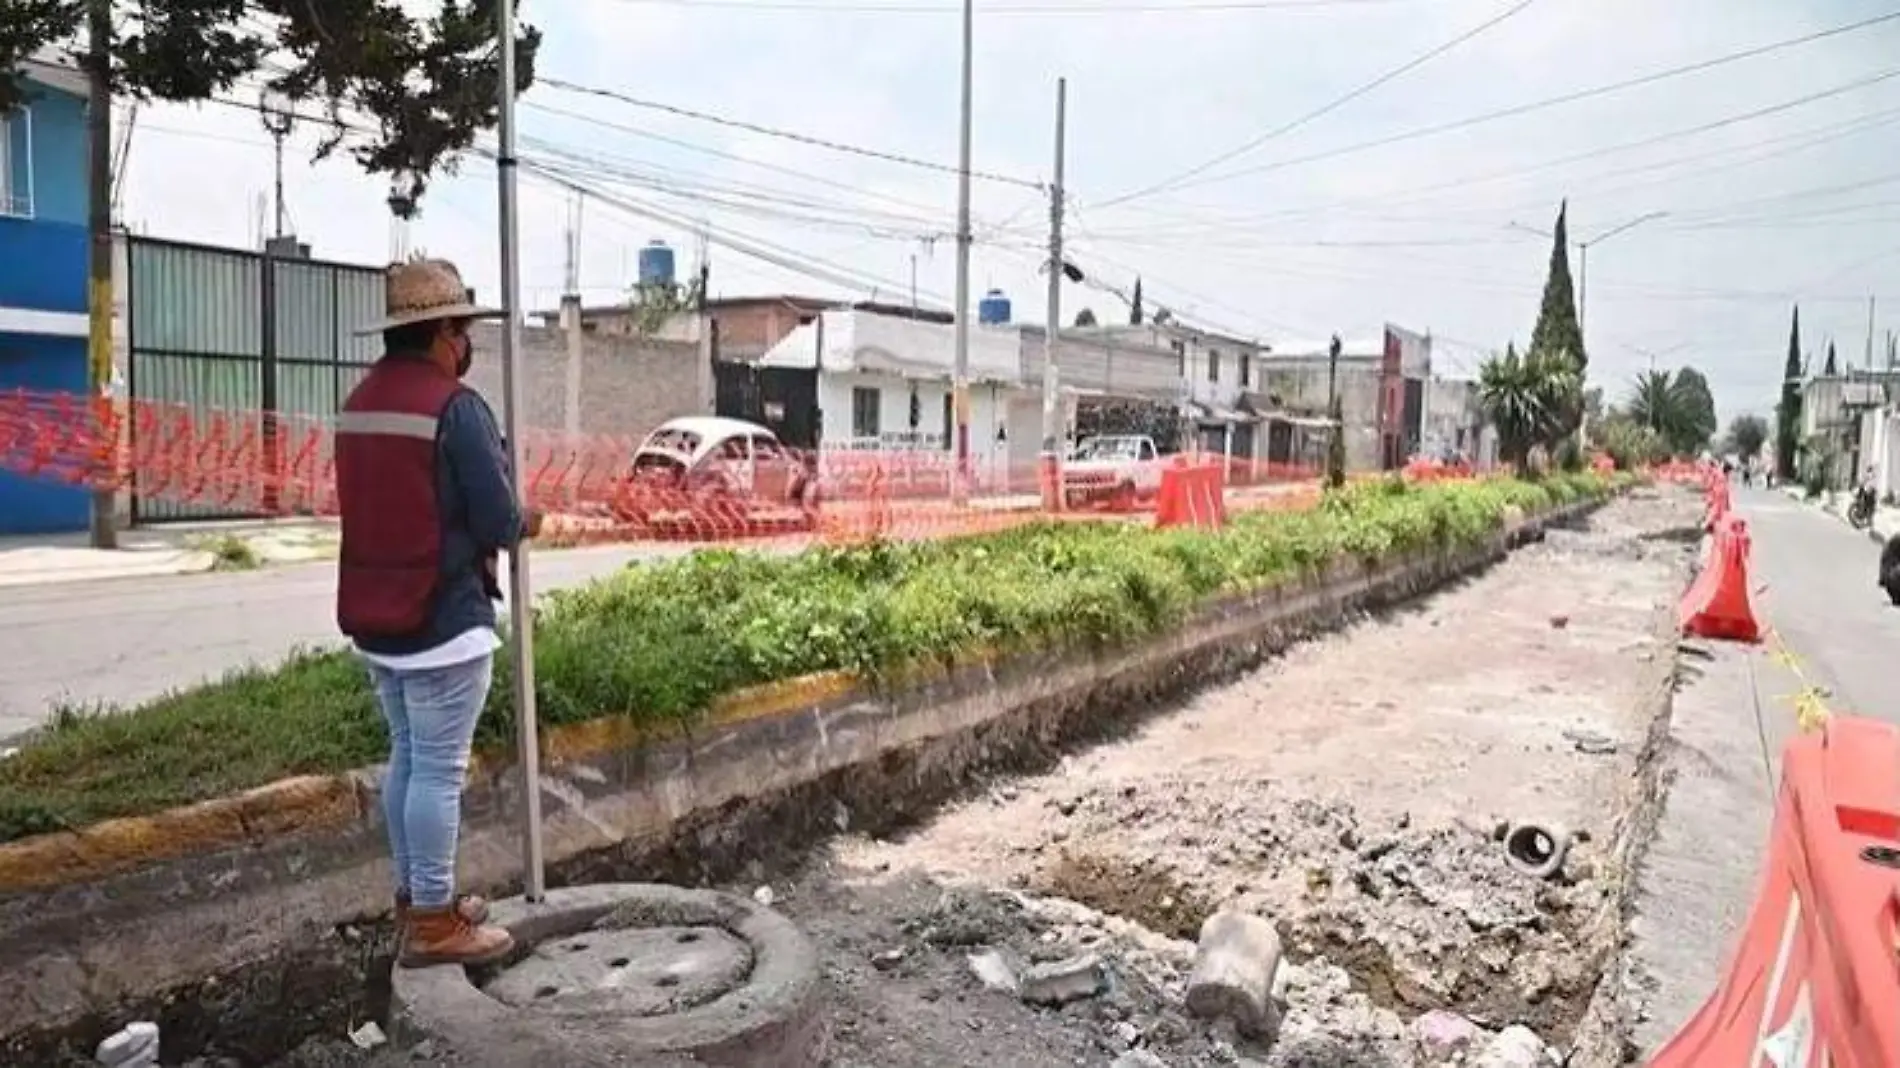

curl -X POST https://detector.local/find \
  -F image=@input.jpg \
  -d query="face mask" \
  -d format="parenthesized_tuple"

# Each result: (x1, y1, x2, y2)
(454, 335, 473, 378)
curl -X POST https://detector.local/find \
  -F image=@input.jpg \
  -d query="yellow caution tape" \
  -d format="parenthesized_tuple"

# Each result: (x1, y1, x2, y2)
(1767, 633, 1832, 733)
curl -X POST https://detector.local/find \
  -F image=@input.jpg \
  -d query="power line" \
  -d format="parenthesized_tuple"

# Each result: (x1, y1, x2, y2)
(539, 76, 1043, 189)
(1100, 0, 1544, 207)
(1106, 9, 1900, 200)
(520, 157, 951, 304)
(1093, 66, 1900, 238)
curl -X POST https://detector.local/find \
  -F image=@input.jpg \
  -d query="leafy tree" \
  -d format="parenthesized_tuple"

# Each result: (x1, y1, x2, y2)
(1726, 414, 1769, 462)
(1478, 342, 1579, 471)
(1073, 307, 1097, 327)
(1823, 340, 1838, 376)
(1776, 305, 1803, 477)
(1528, 201, 1585, 380)
(0, 1, 541, 212)
(1672, 367, 1718, 452)
(629, 272, 704, 336)
(1129, 278, 1143, 325)
(1594, 412, 1667, 470)
(1627, 367, 1717, 456)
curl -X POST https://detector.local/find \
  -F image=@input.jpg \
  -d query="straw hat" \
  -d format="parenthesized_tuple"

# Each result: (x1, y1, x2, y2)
(355, 258, 501, 335)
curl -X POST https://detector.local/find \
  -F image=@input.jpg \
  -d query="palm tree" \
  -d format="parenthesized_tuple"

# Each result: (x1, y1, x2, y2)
(1479, 344, 1578, 470)
(1627, 369, 1717, 456)
(1628, 370, 1680, 437)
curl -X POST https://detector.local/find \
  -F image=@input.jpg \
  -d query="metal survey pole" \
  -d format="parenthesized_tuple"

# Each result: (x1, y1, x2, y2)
(495, 0, 546, 902)
(951, 0, 974, 505)
(1040, 78, 1066, 511)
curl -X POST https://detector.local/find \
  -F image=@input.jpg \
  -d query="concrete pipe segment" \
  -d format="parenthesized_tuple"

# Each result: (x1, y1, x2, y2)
(392, 883, 827, 1067)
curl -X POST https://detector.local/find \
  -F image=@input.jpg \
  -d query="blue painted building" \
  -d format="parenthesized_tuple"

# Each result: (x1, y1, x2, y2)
(0, 55, 91, 534)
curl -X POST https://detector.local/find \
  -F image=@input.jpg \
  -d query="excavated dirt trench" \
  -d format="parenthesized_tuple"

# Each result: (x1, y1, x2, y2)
(746, 487, 1698, 1066)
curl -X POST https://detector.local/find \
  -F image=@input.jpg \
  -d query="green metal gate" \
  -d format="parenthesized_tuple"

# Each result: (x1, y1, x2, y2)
(125, 236, 383, 523)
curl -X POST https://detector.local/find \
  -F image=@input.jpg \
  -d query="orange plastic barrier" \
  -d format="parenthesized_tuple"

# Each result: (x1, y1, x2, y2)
(1649, 715, 1900, 1068)
(1680, 514, 1761, 643)
(1704, 472, 1733, 531)
(1155, 458, 1226, 531)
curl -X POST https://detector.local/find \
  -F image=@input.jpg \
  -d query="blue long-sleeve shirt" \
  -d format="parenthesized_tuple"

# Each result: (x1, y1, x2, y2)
(352, 388, 525, 658)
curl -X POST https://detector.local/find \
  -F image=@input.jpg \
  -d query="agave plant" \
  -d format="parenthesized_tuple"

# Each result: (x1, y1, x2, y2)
(1479, 344, 1580, 471)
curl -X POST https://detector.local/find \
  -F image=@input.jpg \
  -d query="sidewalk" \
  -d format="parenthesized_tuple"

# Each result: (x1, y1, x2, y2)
(1780, 482, 1900, 544)
(0, 519, 339, 590)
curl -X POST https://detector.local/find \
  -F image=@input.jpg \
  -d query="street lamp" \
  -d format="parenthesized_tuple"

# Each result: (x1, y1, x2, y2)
(257, 88, 296, 241)
(1508, 210, 1667, 356)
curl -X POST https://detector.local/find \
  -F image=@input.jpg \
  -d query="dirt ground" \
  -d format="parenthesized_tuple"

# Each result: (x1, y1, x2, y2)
(758, 487, 1698, 1067)
(265, 487, 1698, 1068)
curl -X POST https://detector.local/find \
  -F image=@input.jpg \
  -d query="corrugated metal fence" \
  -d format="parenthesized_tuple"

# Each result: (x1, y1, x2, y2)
(126, 236, 382, 522)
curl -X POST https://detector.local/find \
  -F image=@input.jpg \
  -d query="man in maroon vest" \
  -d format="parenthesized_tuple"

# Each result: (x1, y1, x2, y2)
(336, 259, 538, 967)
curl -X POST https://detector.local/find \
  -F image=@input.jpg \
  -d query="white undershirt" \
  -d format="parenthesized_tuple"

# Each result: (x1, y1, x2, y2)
(355, 592, 505, 670)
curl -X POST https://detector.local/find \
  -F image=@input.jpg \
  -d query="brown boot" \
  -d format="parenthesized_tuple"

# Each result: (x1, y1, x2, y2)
(395, 891, 491, 928)
(399, 906, 515, 968)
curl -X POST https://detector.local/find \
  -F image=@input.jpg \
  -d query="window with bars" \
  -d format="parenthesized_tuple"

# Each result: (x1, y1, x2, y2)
(0, 108, 31, 219)
(851, 386, 882, 438)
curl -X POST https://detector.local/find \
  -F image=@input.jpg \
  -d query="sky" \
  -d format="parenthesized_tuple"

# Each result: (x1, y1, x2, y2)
(108, 0, 1900, 424)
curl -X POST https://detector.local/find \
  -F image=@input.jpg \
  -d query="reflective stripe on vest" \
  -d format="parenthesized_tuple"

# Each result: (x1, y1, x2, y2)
(335, 410, 441, 441)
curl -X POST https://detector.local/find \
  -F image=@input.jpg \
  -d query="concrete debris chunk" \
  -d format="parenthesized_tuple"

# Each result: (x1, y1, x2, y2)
(1111, 1051, 1170, 1068)
(1185, 908, 1283, 1039)
(1017, 952, 1109, 1006)
(95, 1022, 159, 1068)
(965, 947, 1022, 994)
(1411, 1009, 1483, 1060)
(1472, 1024, 1555, 1067)
(347, 1021, 387, 1050)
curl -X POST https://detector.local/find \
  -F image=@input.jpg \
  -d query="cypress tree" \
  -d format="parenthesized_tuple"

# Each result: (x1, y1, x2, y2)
(1528, 201, 1585, 374)
(1823, 340, 1838, 376)
(1774, 306, 1802, 477)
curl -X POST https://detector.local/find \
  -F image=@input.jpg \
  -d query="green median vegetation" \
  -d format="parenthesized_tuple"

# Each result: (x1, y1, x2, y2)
(0, 473, 1627, 845)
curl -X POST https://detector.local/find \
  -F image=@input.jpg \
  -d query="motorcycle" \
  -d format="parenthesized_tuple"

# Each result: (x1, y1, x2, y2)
(1850, 487, 1876, 529)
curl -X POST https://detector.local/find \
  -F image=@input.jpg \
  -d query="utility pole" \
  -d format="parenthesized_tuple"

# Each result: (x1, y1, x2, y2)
(494, 0, 545, 903)
(561, 193, 583, 444)
(1039, 78, 1066, 512)
(950, 0, 974, 505)
(1325, 334, 1344, 489)
(1867, 295, 1878, 370)
(85, 0, 116, 549)
(696, 227, 714, 413)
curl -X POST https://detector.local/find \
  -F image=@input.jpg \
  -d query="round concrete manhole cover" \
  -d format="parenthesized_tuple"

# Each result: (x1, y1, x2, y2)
(485, 925, 755, 1016)
(395, 884, 826, 1065)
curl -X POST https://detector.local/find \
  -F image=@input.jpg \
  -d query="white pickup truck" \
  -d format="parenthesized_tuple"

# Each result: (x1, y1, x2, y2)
(1063, 434, 1165, 508)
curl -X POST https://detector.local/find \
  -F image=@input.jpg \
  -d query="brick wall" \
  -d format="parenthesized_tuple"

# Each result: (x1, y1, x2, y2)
(464, 322, 704, 441)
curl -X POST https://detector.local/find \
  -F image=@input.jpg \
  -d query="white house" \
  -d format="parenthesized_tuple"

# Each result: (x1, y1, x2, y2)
(755, 308, 1031, 489)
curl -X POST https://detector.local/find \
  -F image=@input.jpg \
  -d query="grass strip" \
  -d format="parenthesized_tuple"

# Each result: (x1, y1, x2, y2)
(0, 473, 1625, 844)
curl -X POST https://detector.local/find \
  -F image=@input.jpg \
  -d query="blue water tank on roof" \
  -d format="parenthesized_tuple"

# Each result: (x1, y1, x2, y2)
(637, 240, 676, 288)
(977, 288, 1011, 325)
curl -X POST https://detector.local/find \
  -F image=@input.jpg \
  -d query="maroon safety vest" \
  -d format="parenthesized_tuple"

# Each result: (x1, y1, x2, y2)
(334, 356, 463, 640)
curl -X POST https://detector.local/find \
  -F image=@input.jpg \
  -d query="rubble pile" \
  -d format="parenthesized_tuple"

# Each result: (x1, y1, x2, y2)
(832, 879, 1569, 1067)
(1030, 780, 1605, 1031)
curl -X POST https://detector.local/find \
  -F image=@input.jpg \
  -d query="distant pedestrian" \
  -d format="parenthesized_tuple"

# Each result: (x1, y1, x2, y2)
(335, 258, 539, 968)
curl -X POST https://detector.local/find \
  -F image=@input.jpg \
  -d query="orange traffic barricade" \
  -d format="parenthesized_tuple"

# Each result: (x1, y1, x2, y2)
(1680, 514, 1761, 643)
(1649, 716, 1900, 1068)
(1155, 457, 1225, 531)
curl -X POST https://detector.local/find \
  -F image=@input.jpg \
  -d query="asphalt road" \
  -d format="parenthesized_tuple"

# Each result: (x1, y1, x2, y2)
(1742, 485, 1899, 721)
(0, 544, 682, 740)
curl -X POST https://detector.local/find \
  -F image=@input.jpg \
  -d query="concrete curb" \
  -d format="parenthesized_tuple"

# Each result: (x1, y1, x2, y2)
(0, 494, 1613, 1051)
(392, 883, 826, 1066)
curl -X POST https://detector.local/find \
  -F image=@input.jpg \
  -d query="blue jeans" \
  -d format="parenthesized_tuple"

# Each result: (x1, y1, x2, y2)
(366, 654, 493, 909)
